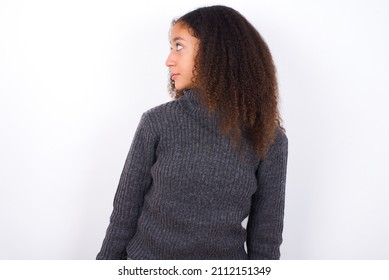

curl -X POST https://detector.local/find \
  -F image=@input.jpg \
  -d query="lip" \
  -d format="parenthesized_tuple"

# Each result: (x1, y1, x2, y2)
(171, 73, 179, 80)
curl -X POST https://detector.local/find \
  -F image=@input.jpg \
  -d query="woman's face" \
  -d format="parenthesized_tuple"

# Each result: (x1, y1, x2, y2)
(165, 22, 199, 91)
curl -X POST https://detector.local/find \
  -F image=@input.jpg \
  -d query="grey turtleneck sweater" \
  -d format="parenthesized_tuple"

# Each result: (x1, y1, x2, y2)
(96, 89, 288, 260)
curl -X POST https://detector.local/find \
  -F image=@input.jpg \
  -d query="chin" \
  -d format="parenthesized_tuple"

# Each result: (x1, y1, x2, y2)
(175, 85, 193, 91)
(175, 85, 185, 91)
(174, 80, 194, 91)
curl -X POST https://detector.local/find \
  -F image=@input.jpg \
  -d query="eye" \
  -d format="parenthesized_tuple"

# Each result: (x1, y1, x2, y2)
(176, 44, 183, 51)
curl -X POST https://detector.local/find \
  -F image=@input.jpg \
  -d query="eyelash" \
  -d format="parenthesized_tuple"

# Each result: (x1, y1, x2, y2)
(170, 43, 183, 51)
(176, 44, 183, 51)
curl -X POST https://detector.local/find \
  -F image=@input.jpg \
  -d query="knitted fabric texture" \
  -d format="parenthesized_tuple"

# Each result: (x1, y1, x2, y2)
(97, 89, 288, 260)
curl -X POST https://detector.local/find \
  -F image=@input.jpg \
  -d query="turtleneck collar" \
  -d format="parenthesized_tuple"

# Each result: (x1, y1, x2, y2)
(179, 88, 218, 123)
(183, 88, 202, 107)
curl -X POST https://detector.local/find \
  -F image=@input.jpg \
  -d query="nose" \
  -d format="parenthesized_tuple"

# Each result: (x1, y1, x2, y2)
(165, 51, 175, 67)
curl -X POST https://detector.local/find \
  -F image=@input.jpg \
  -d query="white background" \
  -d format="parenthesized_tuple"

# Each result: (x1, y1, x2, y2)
(0, 0, 388, 259)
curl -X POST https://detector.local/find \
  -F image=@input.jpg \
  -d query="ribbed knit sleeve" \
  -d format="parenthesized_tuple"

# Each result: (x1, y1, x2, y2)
(246, 128, 288, 260)
(96, 112, 158, 260)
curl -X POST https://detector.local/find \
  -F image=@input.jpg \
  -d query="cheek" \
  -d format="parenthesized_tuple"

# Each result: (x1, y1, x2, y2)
(187, 59, 196, 76)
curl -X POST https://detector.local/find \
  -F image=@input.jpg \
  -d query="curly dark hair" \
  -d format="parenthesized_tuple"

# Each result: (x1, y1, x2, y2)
(168, 5, 284, 159)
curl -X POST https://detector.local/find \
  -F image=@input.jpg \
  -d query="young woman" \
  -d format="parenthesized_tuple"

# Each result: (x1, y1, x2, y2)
(97, 5, 288, 260)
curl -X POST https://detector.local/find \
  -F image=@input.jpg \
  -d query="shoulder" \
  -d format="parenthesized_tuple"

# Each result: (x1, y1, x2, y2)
(264, 127, 288, 159)
(274, 127, 288, 147)
(139, 99, 182, 133)
(143, 99, 181, 119)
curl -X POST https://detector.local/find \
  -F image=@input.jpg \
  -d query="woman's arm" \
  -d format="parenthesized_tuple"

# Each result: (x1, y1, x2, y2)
(246, 128, 288, 260)
(96, 112, 158, 260)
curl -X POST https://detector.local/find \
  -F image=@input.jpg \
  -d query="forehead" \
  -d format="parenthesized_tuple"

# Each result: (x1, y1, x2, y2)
(169, 22, 195, 42)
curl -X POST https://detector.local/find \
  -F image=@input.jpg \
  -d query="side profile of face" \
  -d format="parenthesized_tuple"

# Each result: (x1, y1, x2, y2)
(165, 22, 199, 91)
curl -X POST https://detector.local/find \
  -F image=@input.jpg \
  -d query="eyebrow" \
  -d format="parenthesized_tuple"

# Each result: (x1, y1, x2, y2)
(171, 36, 185, 42)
